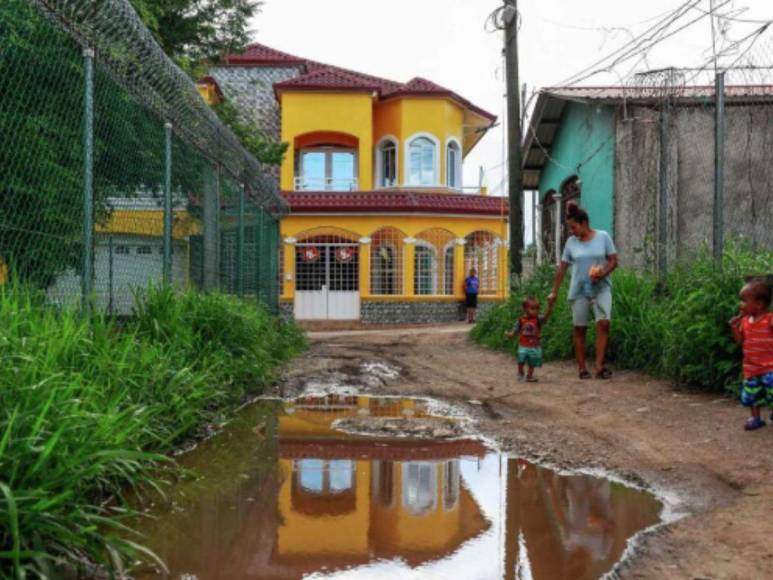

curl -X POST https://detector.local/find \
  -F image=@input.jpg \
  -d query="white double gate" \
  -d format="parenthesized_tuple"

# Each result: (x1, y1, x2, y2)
(294, 242, 360, 320)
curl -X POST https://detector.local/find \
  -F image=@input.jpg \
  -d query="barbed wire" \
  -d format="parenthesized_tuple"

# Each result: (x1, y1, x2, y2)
(32, 0, 287, 217)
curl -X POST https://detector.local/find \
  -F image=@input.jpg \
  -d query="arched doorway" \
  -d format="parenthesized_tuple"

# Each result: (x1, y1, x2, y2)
(294, 228, 360, 320)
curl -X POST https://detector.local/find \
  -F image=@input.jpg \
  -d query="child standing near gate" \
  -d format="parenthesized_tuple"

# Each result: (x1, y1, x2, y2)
(729, 280, 773, 431)
(505, 296, 554, 382)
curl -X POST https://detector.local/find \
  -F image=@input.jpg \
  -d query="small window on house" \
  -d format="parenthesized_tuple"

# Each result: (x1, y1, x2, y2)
(407, 136, 437, 186)
(377, 139, 398, 188)
(446, 141, 461, 189)
(136, 246, 153, 255)
(114, 245, 130, 255)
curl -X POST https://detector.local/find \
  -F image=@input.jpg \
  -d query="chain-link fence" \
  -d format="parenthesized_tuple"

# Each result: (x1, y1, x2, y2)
(1, 0, 286, 316)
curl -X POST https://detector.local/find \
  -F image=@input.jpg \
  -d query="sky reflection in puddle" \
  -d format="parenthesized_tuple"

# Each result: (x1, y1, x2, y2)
(132, 395, 661, 580)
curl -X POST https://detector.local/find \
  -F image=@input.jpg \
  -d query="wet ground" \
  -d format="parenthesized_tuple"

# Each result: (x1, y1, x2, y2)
(130, 393, 661, 580)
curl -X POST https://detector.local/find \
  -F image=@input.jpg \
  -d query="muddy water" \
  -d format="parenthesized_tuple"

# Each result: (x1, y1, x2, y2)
(131, 395, 661, 580)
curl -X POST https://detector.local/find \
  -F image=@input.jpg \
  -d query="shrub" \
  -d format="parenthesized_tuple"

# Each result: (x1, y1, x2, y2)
(0, 285, 305, 577)
(474, 244, 773, 393)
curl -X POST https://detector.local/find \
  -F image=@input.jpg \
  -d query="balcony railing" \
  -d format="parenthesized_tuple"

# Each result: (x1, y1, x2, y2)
(294, 177, 359, 192)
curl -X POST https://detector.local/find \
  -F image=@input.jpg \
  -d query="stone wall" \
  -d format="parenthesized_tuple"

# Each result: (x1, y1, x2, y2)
(279, 299, 502, 324)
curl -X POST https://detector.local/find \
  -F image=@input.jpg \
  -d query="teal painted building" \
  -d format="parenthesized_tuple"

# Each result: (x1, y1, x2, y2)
(534, 102, 616, 235)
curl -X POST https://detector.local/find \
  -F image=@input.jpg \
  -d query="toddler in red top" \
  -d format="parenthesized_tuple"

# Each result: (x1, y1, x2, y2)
(729, 280, 773, 431)
(505, 296, 553, 383)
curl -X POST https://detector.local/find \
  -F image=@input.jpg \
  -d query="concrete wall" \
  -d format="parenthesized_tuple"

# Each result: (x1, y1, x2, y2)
(539, 102, 616, 235)
(614, 103, 773, 271)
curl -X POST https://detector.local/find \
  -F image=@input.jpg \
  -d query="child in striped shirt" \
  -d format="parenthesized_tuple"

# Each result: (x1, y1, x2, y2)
(729, 280, 773, 431)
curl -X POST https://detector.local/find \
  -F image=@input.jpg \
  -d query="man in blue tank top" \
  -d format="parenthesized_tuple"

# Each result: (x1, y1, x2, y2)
(464, 269, 480, 323)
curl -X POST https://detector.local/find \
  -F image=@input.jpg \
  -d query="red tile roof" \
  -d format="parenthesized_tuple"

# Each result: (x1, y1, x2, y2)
(224, 42, 496, 121)
(226, 43, 305, 66)
(274, 67, 383, 93)
(282, 190, 508, 216)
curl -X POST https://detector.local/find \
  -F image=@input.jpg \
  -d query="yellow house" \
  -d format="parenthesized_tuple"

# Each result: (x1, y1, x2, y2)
(272, 395, 489, 575)
(201, 44, 508, 323)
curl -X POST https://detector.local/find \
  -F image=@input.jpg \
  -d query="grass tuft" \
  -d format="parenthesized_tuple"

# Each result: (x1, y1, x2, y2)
(0, 285, 305, 576)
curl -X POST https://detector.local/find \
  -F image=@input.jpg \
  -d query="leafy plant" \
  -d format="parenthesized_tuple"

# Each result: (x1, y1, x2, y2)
(0, 284, 304, 577)
(474, 244, 773, 394)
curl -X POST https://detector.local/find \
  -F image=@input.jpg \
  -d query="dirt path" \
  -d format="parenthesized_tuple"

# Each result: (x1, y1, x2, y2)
(280, 324, 773, 580)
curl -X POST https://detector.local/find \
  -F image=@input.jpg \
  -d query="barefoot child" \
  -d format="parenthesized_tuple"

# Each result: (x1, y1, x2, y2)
(505, 296, 554, 382)
(729, 280, 773, 431)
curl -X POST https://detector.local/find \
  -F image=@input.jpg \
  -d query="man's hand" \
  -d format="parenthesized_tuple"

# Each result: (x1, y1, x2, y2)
(547, 291, 558, 306)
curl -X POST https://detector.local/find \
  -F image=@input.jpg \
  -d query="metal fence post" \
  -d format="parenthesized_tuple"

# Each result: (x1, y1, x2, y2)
(714, 72, 726, 267)
(236, 183, 246, 298)
(82, 47, 95, 313)
(256, 208, 264, 305)
(108, 235, 114, 316)
(658, 100, 670, 280)
(163, 122, 173, 284)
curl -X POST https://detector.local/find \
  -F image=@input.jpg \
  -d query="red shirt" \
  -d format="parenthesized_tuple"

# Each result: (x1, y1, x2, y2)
(741, 312, 773, 379)
(513, 316, 544, 348)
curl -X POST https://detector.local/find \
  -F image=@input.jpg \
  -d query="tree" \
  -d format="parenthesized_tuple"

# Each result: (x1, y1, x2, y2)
(129, 0, 262, 77)
(212, 99, 288, 166)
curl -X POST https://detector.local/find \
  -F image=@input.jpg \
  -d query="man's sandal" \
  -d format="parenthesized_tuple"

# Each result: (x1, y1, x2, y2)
(595, 368, 613, 379)
(579, 370, 592, 380)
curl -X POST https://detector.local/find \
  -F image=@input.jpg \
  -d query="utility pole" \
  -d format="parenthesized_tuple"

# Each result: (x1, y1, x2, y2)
(504, 0, 523, 286)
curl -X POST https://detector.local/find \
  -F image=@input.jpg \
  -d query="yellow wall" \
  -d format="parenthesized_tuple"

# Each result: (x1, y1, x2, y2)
(276, 458, 371, 557)
(398, 98, 464, 187)
(96, 210, 201, 239)
(281, 213, 507, 300)
(280, 92, 374, 191)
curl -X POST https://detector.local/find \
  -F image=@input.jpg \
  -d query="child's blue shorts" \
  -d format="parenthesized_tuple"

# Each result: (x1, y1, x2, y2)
(740, 371, 773, 407)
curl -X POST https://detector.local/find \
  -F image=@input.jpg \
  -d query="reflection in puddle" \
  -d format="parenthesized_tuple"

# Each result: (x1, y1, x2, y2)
(132, 395, 661, 579)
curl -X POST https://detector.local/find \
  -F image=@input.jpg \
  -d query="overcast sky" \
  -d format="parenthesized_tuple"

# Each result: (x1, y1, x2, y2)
(252, 1, 773, 241)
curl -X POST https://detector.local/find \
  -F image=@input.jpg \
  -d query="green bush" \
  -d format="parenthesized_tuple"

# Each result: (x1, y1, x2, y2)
(0, 286, 305, 577)
(473, 245, 773, 393)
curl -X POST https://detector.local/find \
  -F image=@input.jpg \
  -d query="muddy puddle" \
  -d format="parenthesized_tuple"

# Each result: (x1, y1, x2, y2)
(130, 395, 662, 580)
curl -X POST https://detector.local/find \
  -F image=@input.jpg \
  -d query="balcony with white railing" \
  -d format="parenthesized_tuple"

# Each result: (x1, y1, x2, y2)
(294, 176, 359, 192)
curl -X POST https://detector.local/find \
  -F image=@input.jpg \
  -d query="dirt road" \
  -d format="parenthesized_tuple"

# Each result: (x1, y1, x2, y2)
(281, 324, 773, 580)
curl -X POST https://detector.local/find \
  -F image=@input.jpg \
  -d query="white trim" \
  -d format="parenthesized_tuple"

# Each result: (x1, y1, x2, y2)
(455, 238, 467, 246)
(375, 135, 400, 189)
(358, 237, 372, 244)
(284, 237, 297, 245)
(445, 137, 463, 191)
(403, 237, 417, 244)
(405, 132, 441, 187)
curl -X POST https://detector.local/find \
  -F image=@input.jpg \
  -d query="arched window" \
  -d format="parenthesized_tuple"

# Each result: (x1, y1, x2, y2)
(465, 231, 500, 295)
(414, 229, 456, 296)
(444, 244, 455, 296)
(402, 462, 437, 515)
(443, 460, 460, 511)
(407, 135, 438, 186)
(376, 138, 398, 188)
(370, 228, 405, 295)
(446, 140, 461, 189)
(414, 243, 437, 295)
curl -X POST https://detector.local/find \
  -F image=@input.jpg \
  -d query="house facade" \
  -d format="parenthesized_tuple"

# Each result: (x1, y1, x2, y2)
(200, 44, 508, 323)
(524, 86, 773, 270)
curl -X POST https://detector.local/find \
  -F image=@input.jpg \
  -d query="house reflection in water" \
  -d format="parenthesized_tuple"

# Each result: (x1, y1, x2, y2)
(273, 394, 490, 574)
(503, 458, 661, 580)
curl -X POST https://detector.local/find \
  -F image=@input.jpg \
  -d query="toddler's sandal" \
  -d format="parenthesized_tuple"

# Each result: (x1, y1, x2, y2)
(526, 376, 539, 383)
(744, 417, 766, 431)
(579, 370, 592, 380)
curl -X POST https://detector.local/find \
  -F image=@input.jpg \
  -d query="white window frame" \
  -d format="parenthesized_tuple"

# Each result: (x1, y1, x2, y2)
(297, 146, 359, 191)
(445, 137, 462, 190)
(405, 132, 440, 187)
(375, 136, 399, 189)
(414, 240, 438, 295)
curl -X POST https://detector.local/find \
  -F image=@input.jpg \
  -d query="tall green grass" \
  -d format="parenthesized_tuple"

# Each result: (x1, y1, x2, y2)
(0, 286, 305, 577)
(473, 245, 773, 393)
